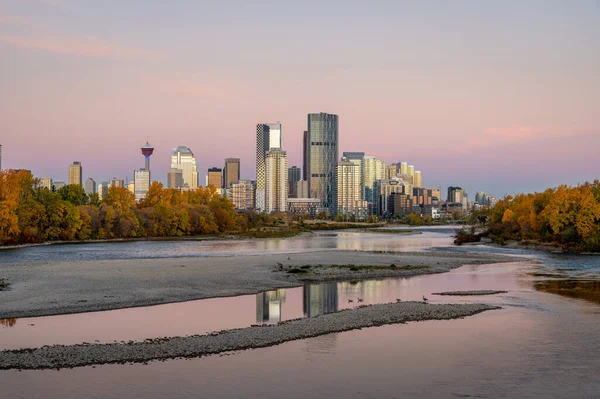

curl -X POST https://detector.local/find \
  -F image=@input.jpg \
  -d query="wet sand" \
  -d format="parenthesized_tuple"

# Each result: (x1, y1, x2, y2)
(0, 250, 519, 318)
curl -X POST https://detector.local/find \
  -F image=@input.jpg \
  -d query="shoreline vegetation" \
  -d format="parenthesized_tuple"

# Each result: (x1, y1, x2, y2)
(0, 302, 500, 370)
(1, 169, 407, 248)
(454, 181, 600, 254)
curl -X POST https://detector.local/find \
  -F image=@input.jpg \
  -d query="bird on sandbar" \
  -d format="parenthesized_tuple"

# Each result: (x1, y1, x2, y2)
(423, 295, 429, 303)
(396, 298, 402, 303)
(348, 299, 354, 303)
(357, 298, 364, 302)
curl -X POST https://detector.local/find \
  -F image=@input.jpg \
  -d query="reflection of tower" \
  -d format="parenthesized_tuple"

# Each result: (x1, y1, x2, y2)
(303, 282, 338, 318)
(256, 289, 287, 323)
(141, 142, 154, 173)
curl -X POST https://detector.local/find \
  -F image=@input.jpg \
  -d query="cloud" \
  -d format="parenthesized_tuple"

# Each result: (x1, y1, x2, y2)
(464, 126, 594, 150)
(0, 33, 159, 60)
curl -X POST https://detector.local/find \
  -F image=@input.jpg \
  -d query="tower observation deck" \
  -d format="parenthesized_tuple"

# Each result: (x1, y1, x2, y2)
(141, 142, 154, 171)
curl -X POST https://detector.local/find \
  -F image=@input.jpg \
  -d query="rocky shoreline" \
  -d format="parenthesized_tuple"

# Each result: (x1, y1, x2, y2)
(432, 290, 509, 296)
(0, 301, 500, 370)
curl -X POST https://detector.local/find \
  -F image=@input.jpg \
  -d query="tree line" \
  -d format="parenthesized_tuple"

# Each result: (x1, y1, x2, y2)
(484, 181, 600, 251)
(0, 169, 244, 245)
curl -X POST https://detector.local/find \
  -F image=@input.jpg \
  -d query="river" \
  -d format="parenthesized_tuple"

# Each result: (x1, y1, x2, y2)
(1, 227, 599, 398)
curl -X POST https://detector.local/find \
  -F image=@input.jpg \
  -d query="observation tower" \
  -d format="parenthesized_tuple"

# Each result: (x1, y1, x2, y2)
(141, 142, 154, 171)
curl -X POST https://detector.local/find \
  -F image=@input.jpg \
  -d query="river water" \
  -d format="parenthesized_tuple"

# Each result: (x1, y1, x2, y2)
(1, 227, 600, 398)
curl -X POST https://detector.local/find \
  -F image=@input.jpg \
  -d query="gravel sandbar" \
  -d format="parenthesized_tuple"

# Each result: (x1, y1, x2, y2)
(0, 301, 500, 370)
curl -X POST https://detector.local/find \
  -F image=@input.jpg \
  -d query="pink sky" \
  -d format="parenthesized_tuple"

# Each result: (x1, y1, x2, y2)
(1, 1, 599, 197)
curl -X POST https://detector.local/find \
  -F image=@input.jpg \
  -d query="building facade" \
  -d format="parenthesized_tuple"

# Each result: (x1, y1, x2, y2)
(363, 155, 386, 205)
(207, 167, 222, 188)
(84, 177, 96, 194)
(414, 170, 422, 188)
(223, 158, 240, 189)
(296, 180, 309, 199)
(287, 198, 322, 216)
(373, 178, 412, 216)
(167, 168, 184, 189)
(134, 169, 150, 201)
(171, 146, 198, 189)
(231, 180, 255, 210)
(307, 113, 338, 212)
(288, 166, 301, 197)
(265, 149, 288, 213)
(109, 178, 124, 188)
(68, 161, 82, 186)
(256, 123, 282, 211)
(336, 157, 367, 218)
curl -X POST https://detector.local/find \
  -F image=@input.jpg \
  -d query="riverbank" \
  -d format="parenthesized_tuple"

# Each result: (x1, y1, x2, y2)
(0, 250, 520, 319)
(0, 301, 499, 370)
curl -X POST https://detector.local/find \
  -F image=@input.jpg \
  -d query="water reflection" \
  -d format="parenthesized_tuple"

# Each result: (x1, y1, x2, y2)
(0, 318, 16, 328)
(256, 289, 287, 323)
(303, 283, 338, 317)
(535, 279, 600, 305)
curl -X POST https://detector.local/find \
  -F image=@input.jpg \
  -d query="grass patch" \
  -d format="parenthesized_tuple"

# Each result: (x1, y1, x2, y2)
(236, 229, 301, 239)
(0, 278, 9, 291)
(287, 268, 309, 274)
(329, 264, 429, 271)
(365, 229, 416, 234)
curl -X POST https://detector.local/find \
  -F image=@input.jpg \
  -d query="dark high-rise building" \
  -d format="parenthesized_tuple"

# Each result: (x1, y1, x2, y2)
(447, 186, 465, 203)
(207, 167, 222, 188)
(302, 130, 309, 181)
(307, 113, 338, 211)
(223, 158, 240, 189)
(256, 123, 282, 211)
(288, 166, 301, 197)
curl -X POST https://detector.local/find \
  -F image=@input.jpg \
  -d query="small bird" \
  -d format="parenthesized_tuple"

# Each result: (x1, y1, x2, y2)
(423, 295, 429, 303)
(348, 299, 354, 303)
(357, 298, 364, 303)
(396, 298, 402, 303)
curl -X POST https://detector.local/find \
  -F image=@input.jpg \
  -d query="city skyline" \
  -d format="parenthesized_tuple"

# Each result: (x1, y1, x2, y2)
(1, 2, 599, 198)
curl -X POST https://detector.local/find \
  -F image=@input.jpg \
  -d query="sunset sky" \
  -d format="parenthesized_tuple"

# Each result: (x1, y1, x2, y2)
(1, 0, 599, 198)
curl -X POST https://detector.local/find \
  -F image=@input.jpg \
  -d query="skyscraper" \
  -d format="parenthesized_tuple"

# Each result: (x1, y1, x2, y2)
(167, 168, 184, 189)
(447, 186, 465, 203)
(265, 149, 288, 213)
(363, 156, 386, 204)
(288, 166, 301, 197)
(171, 146, 198, 189)
(84, 177, 96, 194)
(408, 164, 415, 177)
(256, 123, 282, 211)
(207, 167, 223, 188)
(223, 158, 240, 189)
(414, 171, 422, 188)
(386, 164, 397, 180)
(109, 177, 124, 188)
(342, 152, 365, 199)
(68, 161, 82, 186)
(134, 169, 150, 200)
(336, 157, 367, 217)
(399, 162, 408, 176)
(302, 130, 309, 181)
(307, 113, 338, 211)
